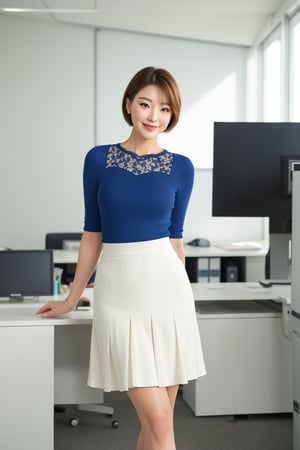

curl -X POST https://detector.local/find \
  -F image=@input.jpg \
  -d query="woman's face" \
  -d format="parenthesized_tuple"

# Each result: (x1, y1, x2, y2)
(126, 84, 172, 140)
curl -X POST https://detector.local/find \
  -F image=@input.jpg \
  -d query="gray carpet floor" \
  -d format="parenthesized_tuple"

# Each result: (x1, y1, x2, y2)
(54, 390, 293, 450)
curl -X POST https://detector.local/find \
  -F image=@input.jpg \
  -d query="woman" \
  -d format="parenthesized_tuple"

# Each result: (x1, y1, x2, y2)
(37, 66, 206, 450)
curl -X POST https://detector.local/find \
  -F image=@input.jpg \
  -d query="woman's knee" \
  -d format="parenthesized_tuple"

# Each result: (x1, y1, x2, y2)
(144, 405, 173, 438)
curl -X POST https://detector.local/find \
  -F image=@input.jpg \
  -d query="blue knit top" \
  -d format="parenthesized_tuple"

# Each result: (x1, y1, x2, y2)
(83, 144, 194, 243)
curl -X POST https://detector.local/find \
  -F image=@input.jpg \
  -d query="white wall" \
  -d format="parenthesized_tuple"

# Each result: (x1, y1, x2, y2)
(0, 18, 266, 249)
(0, 16, 95, 249)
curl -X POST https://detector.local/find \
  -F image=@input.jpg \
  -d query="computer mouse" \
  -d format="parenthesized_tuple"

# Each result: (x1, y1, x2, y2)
(187, 238, 211, 247)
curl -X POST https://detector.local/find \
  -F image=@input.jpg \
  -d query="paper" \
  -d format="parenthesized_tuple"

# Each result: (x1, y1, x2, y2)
(215, 241, 263, 251)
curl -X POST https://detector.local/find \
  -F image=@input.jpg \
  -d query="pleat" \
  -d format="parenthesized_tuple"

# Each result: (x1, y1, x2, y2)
(128, 315, 158, 387)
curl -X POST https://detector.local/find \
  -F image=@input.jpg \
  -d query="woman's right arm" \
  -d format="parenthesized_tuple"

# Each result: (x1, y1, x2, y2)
(36, 231, 102, 318)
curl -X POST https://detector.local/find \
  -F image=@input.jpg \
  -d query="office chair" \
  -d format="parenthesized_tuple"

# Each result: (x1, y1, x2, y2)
(45, 233, 82, 285)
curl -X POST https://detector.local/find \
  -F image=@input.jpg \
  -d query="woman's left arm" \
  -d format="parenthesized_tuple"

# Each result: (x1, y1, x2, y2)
(169, 156, 194, 265)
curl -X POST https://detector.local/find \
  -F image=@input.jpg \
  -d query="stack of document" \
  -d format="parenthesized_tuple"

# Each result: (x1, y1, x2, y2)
(216, 241, 263, 251)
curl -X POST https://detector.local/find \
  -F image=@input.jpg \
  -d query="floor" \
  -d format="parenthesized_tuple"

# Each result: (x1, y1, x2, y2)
(54, 390, 293, 450)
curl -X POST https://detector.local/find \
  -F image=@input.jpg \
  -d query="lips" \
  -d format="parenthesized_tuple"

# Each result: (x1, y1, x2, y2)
(143, 123, 158, 131)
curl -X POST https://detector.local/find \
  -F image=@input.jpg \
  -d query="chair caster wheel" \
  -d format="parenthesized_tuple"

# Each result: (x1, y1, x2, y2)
(69, 417, 80, 427)
(111, 419, 119, 429)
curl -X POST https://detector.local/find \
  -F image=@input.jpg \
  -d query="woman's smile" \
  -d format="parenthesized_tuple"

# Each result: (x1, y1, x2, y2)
(143, 123, 159, 131)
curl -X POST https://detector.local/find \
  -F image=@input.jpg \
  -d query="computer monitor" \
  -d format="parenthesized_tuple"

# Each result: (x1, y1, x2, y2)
(212, 122, 300, 279)
(0, 250, 53, 301)
(212, 122, 300, 233)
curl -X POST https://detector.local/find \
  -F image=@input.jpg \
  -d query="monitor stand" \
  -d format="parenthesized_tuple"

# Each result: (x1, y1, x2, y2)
(8, 296, 39, 303)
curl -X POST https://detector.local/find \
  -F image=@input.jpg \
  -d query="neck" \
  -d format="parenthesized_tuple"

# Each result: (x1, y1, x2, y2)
(122, 135, 161, 156)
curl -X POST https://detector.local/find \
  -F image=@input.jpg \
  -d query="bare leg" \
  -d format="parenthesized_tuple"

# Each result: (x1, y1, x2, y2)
(127, 385, 179, 450)
(136, 430, 144, 450)
(166, 384, 179, 413)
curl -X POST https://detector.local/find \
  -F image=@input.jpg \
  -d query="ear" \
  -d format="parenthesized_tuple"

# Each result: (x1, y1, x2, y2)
(125, 97, 131, 114)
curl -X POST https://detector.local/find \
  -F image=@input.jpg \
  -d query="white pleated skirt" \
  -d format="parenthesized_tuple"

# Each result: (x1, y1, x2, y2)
(87, 237, 206, 392)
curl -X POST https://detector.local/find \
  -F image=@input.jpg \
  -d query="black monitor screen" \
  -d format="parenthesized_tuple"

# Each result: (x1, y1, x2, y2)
(0, 250, 53, 298)
(212, 122, 300, 233)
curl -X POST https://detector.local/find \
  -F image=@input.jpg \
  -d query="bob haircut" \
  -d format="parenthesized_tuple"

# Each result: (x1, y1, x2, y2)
(122, 66, 181, 132)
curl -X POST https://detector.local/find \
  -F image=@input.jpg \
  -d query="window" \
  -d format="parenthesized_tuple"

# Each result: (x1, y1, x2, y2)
(262, 28, 282, 121)
(290, 12, 300, 121)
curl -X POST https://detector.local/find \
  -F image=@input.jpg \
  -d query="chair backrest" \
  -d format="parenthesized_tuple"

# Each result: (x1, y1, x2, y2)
(45, 233, 82, 249)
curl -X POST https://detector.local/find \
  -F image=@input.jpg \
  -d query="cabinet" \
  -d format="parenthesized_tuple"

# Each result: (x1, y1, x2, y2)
(0, 325, 54, 450)
(186, 256, 246, 282)
(183, 299, 293, 416)
(184, 244, 267, 283)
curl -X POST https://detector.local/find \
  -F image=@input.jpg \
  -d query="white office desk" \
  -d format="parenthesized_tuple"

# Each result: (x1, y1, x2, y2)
(184, 243, 268, 258)
(54, 242, 268, 283)
(53, 243, 269, 263)
(191, 281, 291, 303)
(0, 290, 108, 450)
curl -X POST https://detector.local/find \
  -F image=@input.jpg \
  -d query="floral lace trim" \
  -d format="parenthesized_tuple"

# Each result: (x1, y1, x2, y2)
(106, 145, 174, 176)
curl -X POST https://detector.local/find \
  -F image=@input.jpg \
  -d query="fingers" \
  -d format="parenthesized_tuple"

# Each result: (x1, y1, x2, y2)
(37, 308, 58, 318)
(36, 303, 53, 314)
(36, 301, 69, 318)
(38, 309, 57, 318)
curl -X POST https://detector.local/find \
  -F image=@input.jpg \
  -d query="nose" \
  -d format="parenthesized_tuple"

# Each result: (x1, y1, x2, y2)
(147, 108, 158, 123)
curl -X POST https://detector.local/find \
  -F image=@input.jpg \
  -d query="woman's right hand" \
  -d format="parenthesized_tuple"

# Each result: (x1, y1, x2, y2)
(36, 231, 101, 319)
(36, 299, 75, 318)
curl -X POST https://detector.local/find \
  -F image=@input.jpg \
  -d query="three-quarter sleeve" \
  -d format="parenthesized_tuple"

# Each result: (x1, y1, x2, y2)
(169, 156, 194, 238)
(83, 148, 102, 232)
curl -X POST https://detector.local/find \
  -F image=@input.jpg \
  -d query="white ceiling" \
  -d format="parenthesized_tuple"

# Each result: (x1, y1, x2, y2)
(0, 0, 286, 46)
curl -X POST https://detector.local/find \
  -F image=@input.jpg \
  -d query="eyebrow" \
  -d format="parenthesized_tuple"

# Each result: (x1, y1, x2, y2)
(137, 96, 170, 106)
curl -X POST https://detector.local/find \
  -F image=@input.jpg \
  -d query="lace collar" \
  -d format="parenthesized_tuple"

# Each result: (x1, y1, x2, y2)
(106, 144, 174, 176)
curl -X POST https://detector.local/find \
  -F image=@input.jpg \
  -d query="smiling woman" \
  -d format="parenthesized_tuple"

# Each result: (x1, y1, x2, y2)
(37, 66, 206, 450)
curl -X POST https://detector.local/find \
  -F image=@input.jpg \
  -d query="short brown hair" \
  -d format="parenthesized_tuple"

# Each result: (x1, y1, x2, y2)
(122, 66, 181, 132)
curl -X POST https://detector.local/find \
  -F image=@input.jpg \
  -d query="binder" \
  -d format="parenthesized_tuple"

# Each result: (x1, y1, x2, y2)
(198, 258, 209, 282)
(209, 257, 221, 282)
